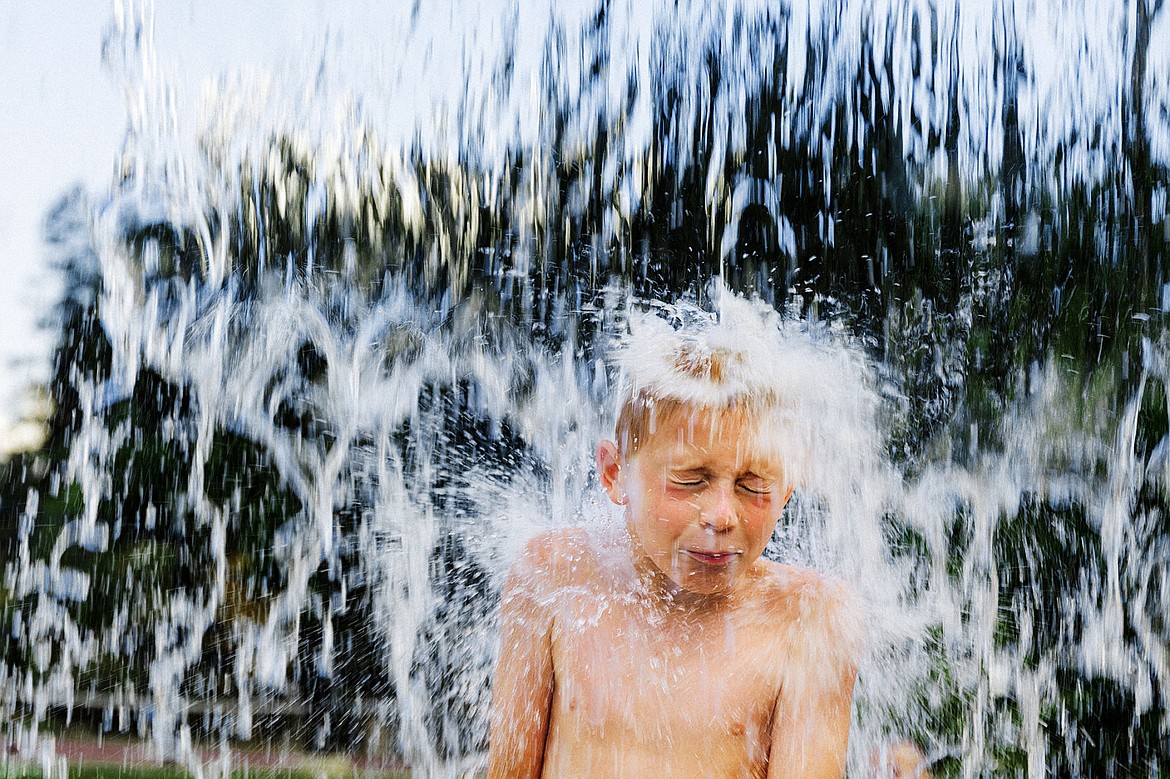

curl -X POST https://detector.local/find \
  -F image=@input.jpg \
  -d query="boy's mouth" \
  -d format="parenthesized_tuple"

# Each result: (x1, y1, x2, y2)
(683, 549, 742, 566)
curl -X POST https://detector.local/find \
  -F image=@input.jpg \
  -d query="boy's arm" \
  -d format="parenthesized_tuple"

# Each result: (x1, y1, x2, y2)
(767, 581, 863, 779)
(487, 537, 557, 779)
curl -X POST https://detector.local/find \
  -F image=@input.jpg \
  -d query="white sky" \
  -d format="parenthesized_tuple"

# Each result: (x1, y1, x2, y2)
(0, 3, 120, 431)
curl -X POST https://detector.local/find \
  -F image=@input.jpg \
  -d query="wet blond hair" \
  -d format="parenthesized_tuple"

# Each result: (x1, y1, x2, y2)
(609, 286, 878, 492)
(614, 341, 775, 457)
(611, 291, 794, 473)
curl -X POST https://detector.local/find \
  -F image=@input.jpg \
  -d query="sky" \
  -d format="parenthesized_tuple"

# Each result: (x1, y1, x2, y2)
(0, 3, 121, 443)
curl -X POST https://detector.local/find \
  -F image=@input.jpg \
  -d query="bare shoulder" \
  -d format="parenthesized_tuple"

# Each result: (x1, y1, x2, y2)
(506, 527, 596, 590)
(752, 561, 867, 667)
(755, 561, 860, 607)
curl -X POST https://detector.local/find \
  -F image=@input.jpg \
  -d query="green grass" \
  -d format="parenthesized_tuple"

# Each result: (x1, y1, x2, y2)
(2, 764, 409, 778)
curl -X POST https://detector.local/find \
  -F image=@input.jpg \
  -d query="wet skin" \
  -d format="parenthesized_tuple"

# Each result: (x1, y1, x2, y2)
(487, 407, 861, 779)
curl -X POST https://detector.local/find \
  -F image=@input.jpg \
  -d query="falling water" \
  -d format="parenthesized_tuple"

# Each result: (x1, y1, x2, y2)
(2, 0, 1168, 776)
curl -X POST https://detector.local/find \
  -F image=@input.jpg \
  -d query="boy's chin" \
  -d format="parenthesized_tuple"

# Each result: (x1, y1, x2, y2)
(666, 565, 741, 596)
(631, 543, 743, 596)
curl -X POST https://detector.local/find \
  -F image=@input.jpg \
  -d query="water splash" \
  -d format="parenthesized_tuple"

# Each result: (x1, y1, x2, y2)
(2, 1, 1168, 777)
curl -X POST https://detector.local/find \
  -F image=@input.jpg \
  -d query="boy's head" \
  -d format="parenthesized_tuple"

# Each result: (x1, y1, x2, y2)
(598, 290, 805, 596)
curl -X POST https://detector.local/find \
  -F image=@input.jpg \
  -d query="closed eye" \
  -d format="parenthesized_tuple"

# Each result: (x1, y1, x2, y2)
(669, 471, 707, 488)
(671, 478, 706, 487)
(737, 481, 773, 495)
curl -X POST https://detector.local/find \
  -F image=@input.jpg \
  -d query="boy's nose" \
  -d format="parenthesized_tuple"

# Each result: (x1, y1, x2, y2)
(700, 484, 738, 531)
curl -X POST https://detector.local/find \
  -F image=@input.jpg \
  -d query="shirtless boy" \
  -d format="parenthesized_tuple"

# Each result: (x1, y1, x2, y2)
(487, 300, 866, 778)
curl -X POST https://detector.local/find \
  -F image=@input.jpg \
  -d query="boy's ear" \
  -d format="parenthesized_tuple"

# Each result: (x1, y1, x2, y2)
(596, 440, 628, 505)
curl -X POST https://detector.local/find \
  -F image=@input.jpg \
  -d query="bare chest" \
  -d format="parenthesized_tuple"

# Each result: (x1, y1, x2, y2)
(549, 590, 782, 746)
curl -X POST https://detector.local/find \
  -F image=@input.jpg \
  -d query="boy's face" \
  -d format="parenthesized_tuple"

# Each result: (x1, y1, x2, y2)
(597, 405, 792, 596)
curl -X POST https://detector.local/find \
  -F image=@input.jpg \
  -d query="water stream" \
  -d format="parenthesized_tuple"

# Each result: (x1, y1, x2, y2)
(2, 0, 1169, 776)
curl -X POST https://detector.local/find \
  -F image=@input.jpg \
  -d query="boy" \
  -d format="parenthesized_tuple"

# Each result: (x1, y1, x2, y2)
(487, 298, 865, 778)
